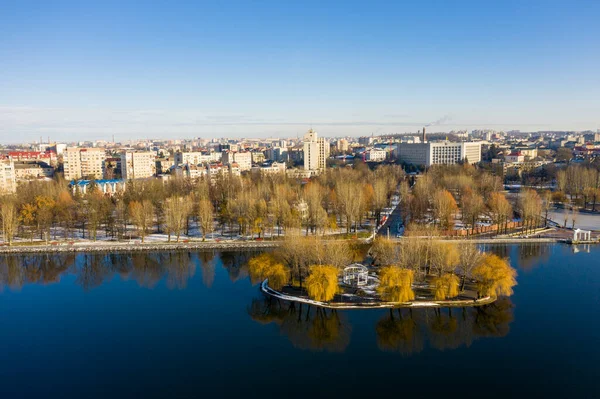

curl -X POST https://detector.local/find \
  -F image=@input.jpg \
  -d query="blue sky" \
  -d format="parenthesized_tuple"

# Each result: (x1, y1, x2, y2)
(1, 0, 599, 142)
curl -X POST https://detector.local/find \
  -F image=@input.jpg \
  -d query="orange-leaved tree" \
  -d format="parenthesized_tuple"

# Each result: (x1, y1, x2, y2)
(305, 265, 339, 302)
(377, 267, 415, 303)
(431, 273, 460, 300)
(247, 253, 289, 290)
(472, 254, 517, 298)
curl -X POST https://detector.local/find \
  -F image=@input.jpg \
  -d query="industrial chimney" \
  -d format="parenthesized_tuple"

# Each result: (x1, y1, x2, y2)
(422, 127, 426, 143)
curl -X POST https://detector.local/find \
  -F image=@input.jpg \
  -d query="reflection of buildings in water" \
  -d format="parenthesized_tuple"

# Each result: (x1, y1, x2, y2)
(376, 298, 514, 354)
(571, 244, 591, 254)
(247, 297, 351, 352)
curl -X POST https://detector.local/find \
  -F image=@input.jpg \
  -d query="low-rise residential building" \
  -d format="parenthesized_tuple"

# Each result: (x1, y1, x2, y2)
(222, 151, 252, 171)
(251, 151, 265, 164)
(229, 162, 241, 176)
(156, 157, 175, 174)
(512, 147, 538, 160)
(365, 149, 387, 162)
(251, 161, 286, 175)
(184, 163, 208, 179)
(13, 161, 54, 179)
(8, 151, 57, 166)
(175, 151, 215, 166)
(505, 151, 525, 163)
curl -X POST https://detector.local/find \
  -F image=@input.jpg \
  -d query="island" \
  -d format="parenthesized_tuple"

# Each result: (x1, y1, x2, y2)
(251, 236, 517, 309)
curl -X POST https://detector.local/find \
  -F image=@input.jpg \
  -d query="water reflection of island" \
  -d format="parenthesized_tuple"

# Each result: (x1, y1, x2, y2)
(248, 297, 351, 352)
(376, 298, 514, 354)
(249, 296, 514, 354)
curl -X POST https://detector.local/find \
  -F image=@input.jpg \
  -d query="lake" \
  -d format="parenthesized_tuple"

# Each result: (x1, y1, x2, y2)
(0, 244, 598, 398)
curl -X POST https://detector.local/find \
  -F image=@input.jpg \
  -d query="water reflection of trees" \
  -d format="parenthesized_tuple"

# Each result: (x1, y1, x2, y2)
(249, 295, 514, 354)
(516, 243, 550, 271)
(485, 243, 549, 272)
(248, 297, 351, 352)
(376, 298, 514, 354)
(221, 251, 254, 282)
(0, 254, 74, 291)
(0, 251, 223, 291)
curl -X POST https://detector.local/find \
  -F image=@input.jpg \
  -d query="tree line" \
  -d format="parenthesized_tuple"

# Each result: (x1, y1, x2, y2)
(0, 164, 404, 245)
(400, 164, 548, 235)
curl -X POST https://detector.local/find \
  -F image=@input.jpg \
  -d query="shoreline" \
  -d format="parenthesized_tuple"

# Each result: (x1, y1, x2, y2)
(260, 279, 497, 310)
(0, 240, 280, 254)
(0, 236, 596, 255)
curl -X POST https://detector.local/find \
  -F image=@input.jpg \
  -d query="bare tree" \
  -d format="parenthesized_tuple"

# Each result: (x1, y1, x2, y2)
(0, 197, 18, 246)
(129, 200, 154, 242)
(197, 199, 214, 241)
(164, 196, 192, 242)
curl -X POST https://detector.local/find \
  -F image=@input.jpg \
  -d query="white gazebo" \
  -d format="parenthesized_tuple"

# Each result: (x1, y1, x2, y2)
(343, 264, 369, 287)
(573, 228, 592, 242)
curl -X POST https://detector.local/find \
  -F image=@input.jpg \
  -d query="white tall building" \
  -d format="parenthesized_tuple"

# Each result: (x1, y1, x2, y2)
(0, 157, 16, 194)
(121, 151, 156, 179)
(303, 129, 329, 173)
(63, 147, 105, 180)
(396, 141, 481, 167)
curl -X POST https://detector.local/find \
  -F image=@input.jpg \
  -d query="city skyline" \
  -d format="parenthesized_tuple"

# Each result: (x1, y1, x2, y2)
(1, 1, 599, 142)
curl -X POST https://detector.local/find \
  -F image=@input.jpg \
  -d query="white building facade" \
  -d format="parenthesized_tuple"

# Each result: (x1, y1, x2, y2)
(303, 129, 329, 173)
(63, 147, 106, 180)
(0, 158, 16, 193)
(221, 151, 252, 171)
(396, 142, 481, 167)
(121, 151, 156, 179)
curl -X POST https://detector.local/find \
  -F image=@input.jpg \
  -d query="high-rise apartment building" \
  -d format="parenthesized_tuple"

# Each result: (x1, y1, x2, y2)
(0, 157, 16, 194)
(120, 151, 156, 179)
(303, 129, 329, 173)
(336, 139, 349, 152)
(63, 147, 105, 180)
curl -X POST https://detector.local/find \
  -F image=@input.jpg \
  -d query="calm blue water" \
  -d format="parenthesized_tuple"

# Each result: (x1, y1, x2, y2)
(0, 245, 598, 398)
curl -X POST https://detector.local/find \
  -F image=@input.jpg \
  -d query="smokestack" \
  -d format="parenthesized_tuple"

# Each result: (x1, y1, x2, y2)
(422, 127, 426, 143)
